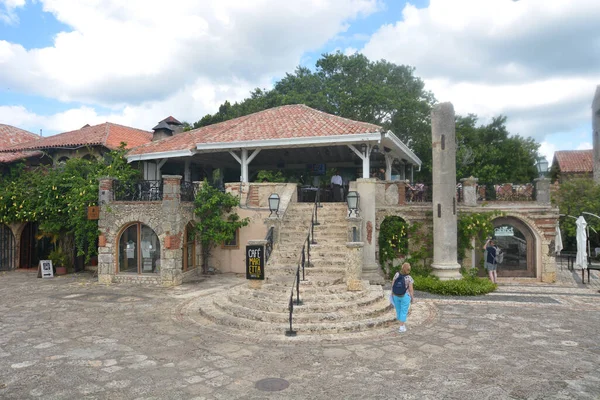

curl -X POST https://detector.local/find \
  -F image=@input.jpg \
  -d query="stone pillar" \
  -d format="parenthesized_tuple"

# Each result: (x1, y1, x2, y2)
(345, 242, 364, 291)
(460, 176, 478, 206)
(431, 103, 462, 280)
(98, 177, 115, 284)
(162, 175, 182, 208)
(535, 177, 550, 205)
(593, 86, 600, 184)
(356, 178, 385, 284)
(161, 175, 183, 286)
(98, 177, 115, 205)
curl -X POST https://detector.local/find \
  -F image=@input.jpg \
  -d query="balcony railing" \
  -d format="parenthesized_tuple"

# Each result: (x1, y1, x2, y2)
(114, 180, 163, 202)
(476, 183, 535, 202)
(180, 181, 195, 202)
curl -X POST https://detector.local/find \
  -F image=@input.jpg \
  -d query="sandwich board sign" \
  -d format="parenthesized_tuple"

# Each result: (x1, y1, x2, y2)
(39, 260, 54, 278)
(246, 245, 265, 280)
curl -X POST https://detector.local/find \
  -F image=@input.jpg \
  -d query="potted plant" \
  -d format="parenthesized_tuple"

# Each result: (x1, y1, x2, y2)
(48, 248, 69, 275)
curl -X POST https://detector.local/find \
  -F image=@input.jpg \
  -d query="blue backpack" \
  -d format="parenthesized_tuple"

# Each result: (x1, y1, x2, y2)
(392, 274, 407, 296)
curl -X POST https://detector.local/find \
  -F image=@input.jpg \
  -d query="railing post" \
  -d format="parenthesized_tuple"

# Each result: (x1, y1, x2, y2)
(307, 236, 311, 269)
(301, 245, 306, 281)
(285, 296, 296, 336)
(295, 266, 301, 305)
(317, 187, 322, 208)
(313, 195, 320, 226)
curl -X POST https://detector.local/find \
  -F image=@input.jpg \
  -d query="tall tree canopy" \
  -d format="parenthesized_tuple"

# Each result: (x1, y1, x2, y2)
(455, 115, 539, 183)
(190, 52, 539, 183)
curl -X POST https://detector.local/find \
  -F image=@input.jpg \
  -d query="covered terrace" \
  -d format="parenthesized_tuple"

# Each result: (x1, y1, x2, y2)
(126, 105, 421, 202)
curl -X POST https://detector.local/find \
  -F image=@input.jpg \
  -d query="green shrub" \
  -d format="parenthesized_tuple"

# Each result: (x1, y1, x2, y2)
(413, 274, 496, 296)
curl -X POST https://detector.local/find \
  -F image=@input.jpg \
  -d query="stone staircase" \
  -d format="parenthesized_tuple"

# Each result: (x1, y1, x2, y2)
(194, 202, 397, 339)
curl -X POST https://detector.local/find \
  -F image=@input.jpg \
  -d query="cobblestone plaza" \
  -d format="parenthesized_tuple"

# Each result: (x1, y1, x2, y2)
(0, 268, 599, 399)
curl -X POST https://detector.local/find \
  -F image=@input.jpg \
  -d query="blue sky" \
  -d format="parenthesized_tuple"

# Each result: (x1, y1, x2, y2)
(1, 0, 599, 163)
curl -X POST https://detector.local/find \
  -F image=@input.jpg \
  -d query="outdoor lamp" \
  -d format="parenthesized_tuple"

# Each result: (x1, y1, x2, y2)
(536, 157, 549, 178)
(360, 143, 367, 156)
(268, 193, 280, 217)
(346, 191, 360, 217)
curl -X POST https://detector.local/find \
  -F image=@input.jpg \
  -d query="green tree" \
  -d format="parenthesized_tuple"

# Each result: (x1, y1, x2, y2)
(0, 146, 139, 264)
(553, 178, 600, 250)
(455, 115, 539, 183)
(194, 180, 250, 272)
(190, 52, 539, 184)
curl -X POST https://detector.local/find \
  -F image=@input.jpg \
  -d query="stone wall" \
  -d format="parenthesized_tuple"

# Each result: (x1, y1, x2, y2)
(375, 181, 408, 206)
(375, 203, 559, 282)
(97, 175, 199, 286)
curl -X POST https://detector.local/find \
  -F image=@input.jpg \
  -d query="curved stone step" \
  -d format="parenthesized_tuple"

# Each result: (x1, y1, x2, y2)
(227, 289, 386, 314)
(197, 299, 397, 334)
(236, 285, 371, 301)
(214, 298, 391, 324)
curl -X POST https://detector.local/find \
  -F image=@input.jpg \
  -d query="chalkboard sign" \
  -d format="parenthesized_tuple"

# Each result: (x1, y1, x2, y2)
(246, 245, 265, 280)
(39, 260, 54, 279)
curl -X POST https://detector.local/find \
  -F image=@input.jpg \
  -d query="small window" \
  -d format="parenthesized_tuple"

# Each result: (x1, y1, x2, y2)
(222, 229, 239, 249)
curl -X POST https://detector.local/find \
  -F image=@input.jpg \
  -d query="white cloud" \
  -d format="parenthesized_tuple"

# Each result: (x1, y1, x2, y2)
(0, 0, 381, 134)
(0, 0, 379, 106)
(361, 0, 600, 144)
(0, 0, 25, 24)
(577, 142, 593, 150)
(0, 75, 264, 134)
(539, 141, 557, 165)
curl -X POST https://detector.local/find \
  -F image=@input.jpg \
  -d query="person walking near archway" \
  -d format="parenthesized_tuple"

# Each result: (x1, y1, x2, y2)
(484, 238, 499, 284)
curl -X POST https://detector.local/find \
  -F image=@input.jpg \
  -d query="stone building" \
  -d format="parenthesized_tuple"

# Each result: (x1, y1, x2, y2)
(0, 122, 153, 271)
(550, 150, 593, 183)
(92, 104, 558, 286)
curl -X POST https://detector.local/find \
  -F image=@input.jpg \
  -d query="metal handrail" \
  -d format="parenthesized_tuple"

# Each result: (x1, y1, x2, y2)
(285, 191, 318, 337)
(265, 227, 274, 263)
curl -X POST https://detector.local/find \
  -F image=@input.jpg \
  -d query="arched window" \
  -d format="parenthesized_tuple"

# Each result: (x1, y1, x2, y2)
(118, 223, 160, 274)
(183, 223, 196, 272)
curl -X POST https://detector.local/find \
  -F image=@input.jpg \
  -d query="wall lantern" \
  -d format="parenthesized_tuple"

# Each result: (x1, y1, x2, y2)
(346, 191, 360, 217)
(360, 143, 367, 156)
(536, 157, 549, 178)
(268, 193, 280, 217)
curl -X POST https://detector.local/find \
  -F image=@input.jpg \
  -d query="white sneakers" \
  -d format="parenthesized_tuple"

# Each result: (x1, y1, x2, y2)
(399, 325, 407, 333)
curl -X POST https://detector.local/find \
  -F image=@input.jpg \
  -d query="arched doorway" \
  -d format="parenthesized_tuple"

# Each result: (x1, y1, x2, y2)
(0, 224, 15, 271)
(118, 223, 161, 274)
(478, 217, 536, 278)
(19, 223, 52, 269)
(183, 223, 196, 272)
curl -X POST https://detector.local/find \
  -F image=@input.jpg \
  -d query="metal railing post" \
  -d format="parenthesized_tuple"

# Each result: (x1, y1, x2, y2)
(301, 245, 306, 281)
(285, 296, 296, 336)
(296, 266, 301, 305)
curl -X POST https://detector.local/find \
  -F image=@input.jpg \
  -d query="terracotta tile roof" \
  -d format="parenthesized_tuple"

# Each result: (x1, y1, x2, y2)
(0, 124, 40, 148)
(160, 116, 182, 125)
(0, 122, 152, 153)
(554, 150, 593, 173)
(128, 104, 382, 157)
(0, 124, 42, 163)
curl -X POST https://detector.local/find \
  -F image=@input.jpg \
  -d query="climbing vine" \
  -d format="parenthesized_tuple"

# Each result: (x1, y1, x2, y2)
(379, 217, 432, 278)
(457, 211, 504, 262)
(0, 146, 139, 262)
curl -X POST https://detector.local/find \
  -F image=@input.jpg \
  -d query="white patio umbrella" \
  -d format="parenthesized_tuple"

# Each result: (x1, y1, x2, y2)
(575, 216, 588, 269)
(554, 221, 563, 255)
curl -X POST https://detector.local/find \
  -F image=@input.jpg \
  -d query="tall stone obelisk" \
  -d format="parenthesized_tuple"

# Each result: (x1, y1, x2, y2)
(593, 86, 600, 184)
(431, 103, 462, 280)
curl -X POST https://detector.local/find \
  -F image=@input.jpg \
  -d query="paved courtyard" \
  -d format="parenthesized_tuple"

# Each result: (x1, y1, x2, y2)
(1, 269, 599, 400)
